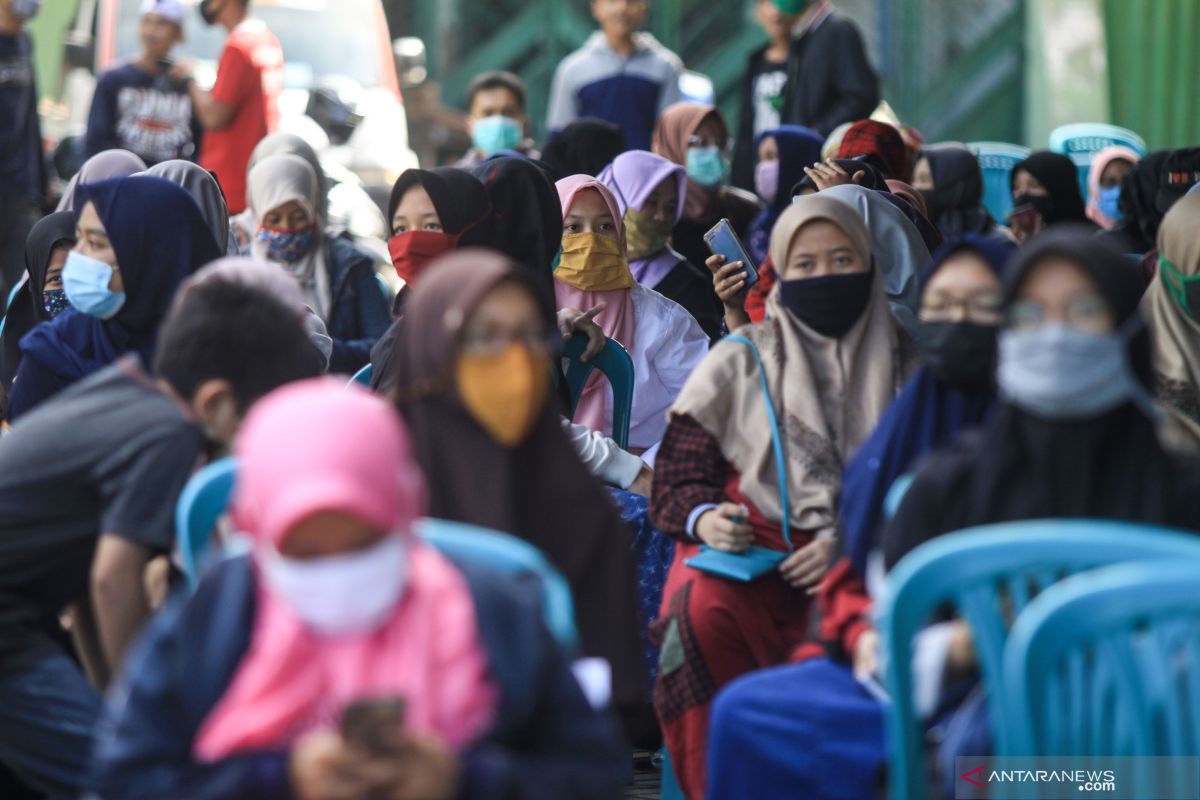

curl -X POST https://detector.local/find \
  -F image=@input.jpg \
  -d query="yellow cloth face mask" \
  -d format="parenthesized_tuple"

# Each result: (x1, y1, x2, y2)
(455, 343, 550, 447)
(623, 207, 674, 261)
(554, 232, 635, 291)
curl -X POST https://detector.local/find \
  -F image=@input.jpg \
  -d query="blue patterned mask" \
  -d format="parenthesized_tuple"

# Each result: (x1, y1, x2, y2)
(256, 226, 316, 264)
(42, 289, 70, 318)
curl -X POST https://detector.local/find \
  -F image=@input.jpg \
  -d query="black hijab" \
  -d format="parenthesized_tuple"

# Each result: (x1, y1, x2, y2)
(389, 249, 646, 710)
(540, 118, 627, 182)
(921, 143, 995, 238)
(1010, 151, 1090, 225)
(0, 212, 76, 388)
(387, 167, 495, 243)
(884, 228, 1200, 569)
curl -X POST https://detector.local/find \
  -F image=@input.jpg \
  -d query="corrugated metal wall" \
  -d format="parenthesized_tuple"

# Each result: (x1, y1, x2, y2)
(1104, 0, 1200, 149)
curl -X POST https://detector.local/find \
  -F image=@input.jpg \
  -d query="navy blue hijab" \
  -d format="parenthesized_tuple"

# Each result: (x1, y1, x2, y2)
(747, 125, 823, 266)
(840, 233, 1016, 577)
(20, 175, 220, 383)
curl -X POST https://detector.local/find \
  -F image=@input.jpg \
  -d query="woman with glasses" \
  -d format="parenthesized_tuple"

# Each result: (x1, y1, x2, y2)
(386, 249, 646, 732)
(651, 103, 764, 280)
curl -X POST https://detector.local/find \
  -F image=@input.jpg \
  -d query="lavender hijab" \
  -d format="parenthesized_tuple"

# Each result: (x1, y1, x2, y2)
(597, 150, 689, 288)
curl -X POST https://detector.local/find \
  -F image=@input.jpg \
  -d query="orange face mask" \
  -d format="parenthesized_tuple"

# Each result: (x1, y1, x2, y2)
(455, 343, 551, 447)
(554, 232, 634, 291)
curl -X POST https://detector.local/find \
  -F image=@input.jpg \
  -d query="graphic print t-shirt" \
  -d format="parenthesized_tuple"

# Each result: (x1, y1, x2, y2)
(85, 62, 201, 165)
(751, 61, 788, 139)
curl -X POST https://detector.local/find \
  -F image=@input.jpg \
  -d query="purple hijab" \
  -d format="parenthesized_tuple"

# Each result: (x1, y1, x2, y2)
(598, 150, 689, 287)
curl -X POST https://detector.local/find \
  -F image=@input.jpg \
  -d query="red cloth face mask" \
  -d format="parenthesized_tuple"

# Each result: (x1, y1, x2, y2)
(388, 230, 461, 285)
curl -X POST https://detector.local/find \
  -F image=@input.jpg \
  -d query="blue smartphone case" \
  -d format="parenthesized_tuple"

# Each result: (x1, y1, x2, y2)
(704, 219, 760, 289)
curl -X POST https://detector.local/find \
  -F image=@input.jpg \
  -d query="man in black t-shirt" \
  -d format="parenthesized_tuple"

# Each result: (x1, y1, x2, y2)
(0, 279, 322, 797)
(85, 0, 201, 165)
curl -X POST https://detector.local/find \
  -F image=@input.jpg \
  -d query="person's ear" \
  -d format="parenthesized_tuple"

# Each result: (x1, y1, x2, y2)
(191, 379, 242, 447)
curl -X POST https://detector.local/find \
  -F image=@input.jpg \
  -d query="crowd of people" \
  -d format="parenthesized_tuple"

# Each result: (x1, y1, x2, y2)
(1, 0, 1199, 797)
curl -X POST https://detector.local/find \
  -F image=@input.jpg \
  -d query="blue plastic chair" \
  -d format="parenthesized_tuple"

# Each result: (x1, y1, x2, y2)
(967, 141, 1032, 224)
(1049, 122, 1148, 199)
(348, 363, 372, 387)
(562, 333, 635, 450)
(175, 456, 239, 589)
(1005, 561, 1200, 768)
(877, 520, 1200, 800)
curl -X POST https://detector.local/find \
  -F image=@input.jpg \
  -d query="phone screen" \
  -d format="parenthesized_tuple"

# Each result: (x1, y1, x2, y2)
(341, 697, 405, 754)
(704, 219, 760, 290)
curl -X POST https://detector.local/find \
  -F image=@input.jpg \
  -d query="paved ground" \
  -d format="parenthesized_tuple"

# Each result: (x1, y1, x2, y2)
(625, 750, 663, 799)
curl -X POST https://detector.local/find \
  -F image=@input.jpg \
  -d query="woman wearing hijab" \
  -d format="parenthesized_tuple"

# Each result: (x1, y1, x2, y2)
(650, 196, 915, 799)
(7, 175, 220, 421)
(246, 154, 390, 374)
(0, 213, 75, 393)
(911, 142, 996, 239)
(90, 380, 627, 800)
(652, 103, 763, 276)
(555, 176, 709, 454)
(386, 250, 646, 726)
(704, 233, 1015, 800)
(1143, 192, 1200, 452)
(597, 150, 722, 341)
(745, 126, 824, 268)
(541, 118, 627, 182)
(1009, 151, 1093, 243)
(229, 132, 330, 251)
(55, 149, 147, 212)
(142, 160, 232, 254)
(836, 118, 909, 181)
(1086, 146, 1140, 231)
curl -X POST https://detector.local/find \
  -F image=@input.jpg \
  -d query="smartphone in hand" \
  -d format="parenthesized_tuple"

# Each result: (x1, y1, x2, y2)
(341, 696, 406, 755)
(704, 218, 760, 291)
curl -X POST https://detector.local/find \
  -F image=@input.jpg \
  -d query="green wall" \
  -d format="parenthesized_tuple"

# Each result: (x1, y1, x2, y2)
(27, 0, 78, 100)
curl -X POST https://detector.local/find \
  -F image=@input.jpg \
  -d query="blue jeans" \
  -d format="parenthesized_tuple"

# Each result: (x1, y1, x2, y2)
(0, 651, 103, 799)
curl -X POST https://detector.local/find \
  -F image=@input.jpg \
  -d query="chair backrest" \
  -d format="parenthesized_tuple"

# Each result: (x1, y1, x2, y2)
(175, 456, 238, 589)
(562, 333, 634, 450)
(349, 363, 373, 387)
(1049, 122, 1148, 199)
(967, 141, 1032, 224)
(1005, 560, 1200, 767)
(877, 520, 1200, 800)
(417, 517, 579, 649)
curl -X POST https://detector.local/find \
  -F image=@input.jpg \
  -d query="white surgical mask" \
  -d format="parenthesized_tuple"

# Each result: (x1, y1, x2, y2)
(261, 535, 408, 636)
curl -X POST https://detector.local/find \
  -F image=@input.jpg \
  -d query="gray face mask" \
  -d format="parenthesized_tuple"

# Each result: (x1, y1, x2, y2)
(9, 0, 43, 20)
(997, 320, 1158, 422)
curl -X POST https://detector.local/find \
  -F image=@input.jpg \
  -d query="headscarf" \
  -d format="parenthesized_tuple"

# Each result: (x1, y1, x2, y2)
(20, 176, 220, 384)
(194, 380, 496, 760)
(0, 213, 76, 388)
(142, 160, 230, 253)
(885, 180, 928, 219)
(882, 180, 944, 253)
(652, 102, 728, 221)
(818, 184, 930, 335)
(673, 196, 909, 538)
(883, 228, 1198, 570)
(554, 176, 638, 434)
(55, 149, 147, 212)
(840, 233, 1015, 577)
(1010, 151, 1089, 225)
(387, 250, 645, 709)
(1143, 192, 1200, 450)
(386, 168, 495, 285)
(747, 126, 824, 267)
(247, 154, 331, 320)
(822, 122, 853, 161)
(837, 119, 908, 181)
(541, 118, 627, 181)
(467, 156, 561, 313)
(247, 132, 328, 218)
(597, 149, 687, 286)
(1086, 146, 1141, 230)
(920, 142, 995, 238)
(791, 158, 886, 196)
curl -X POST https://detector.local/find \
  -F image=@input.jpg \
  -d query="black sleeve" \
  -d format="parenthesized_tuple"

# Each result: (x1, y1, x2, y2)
(85, 74, 121, 158)
(6, 355, 69, 422)
(99, 424, 203, 551)
(808, 21, 880, 136)
(730, 52, 761, 191)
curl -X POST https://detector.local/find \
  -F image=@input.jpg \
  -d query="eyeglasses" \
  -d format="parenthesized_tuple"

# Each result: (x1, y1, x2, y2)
(919, 292, 1004, 324)
(687, 133, 730, 152)
(1008, 293, 1112, 333)
(460, 328, 561, 357)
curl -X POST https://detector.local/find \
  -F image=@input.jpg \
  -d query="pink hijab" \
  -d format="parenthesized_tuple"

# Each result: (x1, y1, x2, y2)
(194, 380, 496, 760)
(1086, 146, 1141, 229)
(554, 176, 638, 434)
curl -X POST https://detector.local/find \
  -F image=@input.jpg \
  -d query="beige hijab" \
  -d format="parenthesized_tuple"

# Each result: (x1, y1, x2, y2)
(672, 196, 911, 538)
(247, 154, 331, 320)
(1143, 192, 1200, 451)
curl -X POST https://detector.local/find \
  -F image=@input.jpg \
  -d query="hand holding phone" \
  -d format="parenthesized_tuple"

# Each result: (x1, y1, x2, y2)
(704, 219, 759, 293)
(341, 696, 405, 755)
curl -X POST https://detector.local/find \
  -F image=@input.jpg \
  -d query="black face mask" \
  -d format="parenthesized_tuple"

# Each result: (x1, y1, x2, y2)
(779, 271, 874, 339)
(918, 188, 943, 221)
(1012, 192, 1055, 224)
(916, 321, 998, 392)
(198, 0, 220, 25)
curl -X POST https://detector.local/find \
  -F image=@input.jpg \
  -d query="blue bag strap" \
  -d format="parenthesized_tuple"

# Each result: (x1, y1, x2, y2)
(725, 334, 792, 551)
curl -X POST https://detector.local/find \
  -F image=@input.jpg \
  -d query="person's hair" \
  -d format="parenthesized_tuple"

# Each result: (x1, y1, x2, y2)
(154, 281, 324, 412)
(466, 71, 527, 114)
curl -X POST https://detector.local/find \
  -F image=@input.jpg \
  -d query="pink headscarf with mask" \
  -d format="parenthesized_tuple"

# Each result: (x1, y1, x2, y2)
(554, 176, 638, 435)
(1086, 146, 1141, 229)
(194, 380, 496, 760)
